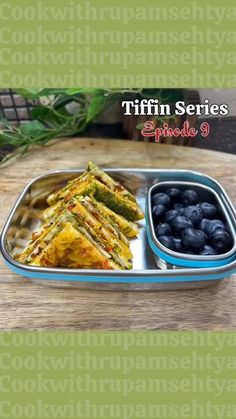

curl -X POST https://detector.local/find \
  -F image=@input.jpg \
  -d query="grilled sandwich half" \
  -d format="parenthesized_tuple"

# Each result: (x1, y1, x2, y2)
(32, 220, 121, 270)
(42, 196, 139, 239)
(46, 162, 144, 221)
(19, 206, 131, 270)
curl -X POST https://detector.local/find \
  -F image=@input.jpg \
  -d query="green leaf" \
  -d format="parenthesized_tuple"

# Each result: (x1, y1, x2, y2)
(66, 88, 106, 96)
(0, 133, 16, 145)
(31, 106, 68, 128)
(65, 88, 87, 95)
(15, 88, 44, 98)
(15, 88, 68, 98)
(19, 121, 46, 137)
(86, 94, 108, 122)
(31, 105, 50, 119)
(39, 88, 69, 97)
(31, 106, 58, 127)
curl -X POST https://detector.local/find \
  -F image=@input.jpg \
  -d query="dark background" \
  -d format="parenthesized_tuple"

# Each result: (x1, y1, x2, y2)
(1, 89, 235, 157)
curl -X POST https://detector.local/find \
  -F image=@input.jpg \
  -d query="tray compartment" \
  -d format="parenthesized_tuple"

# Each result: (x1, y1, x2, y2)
(147, 181, 236, 268)
(1, 168, 236, 290)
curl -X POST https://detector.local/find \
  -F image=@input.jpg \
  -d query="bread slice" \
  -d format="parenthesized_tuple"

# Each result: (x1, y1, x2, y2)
(93, 179, 144, 221)
(66, 197, 132, 269)
(31, 221, 120, 269)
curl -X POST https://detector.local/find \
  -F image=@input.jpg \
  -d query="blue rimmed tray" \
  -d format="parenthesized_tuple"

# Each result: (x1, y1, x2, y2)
(1, 168, 236, 290)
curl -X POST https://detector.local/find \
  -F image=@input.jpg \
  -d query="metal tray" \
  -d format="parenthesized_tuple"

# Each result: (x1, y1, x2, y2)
(1, 168, 236, 291)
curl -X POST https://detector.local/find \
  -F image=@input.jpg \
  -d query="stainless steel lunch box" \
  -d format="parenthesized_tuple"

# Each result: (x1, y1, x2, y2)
(146, 181, 236, 268)
(1, 168, 236, 290)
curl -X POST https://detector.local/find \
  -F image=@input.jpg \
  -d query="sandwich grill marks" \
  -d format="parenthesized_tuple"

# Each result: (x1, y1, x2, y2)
(18, 162, 144, 270)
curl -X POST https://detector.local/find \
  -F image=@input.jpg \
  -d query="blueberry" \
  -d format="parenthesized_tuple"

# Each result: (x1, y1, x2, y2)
(171, 215, 193, 234)
(199, 245, 217, 256)
(173, 237, 183, 252)
(166, 188, 182, 201)
(181, 228, 206, 251)
(211, 230, 232, 253)
(199, 202, 217, 219)
(152, 204, 166, 221)
(183, 205, 203, 225)
(165, 210, 179, 224)
(155, 223, 171, 237)
(158, 235, 174, 250)
(200, 219, 225, 237)
(182, 189, 199, 205)
(200, 218, 209, 232)
(152, 193, 170, 207)
(173, 203, 184, 214)
(207, 219, 225, 237)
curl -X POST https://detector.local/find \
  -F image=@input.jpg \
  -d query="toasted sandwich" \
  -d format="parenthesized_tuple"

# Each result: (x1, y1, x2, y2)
(93, 179, 144, 221)
(66, 197, 132, 269)
(32, 221, 121, 269)
(47, 162, 144, 221)
(47, 172, 95, 206)
(87, 161, 136, 203)
(19, 206, 132, 270)
(84, 196, 139, 238)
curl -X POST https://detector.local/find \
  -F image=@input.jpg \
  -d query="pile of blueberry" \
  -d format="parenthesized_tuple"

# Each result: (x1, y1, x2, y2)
(152, 187, 233, 255)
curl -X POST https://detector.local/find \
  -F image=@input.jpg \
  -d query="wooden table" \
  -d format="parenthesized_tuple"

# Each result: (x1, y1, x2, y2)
(0, 138, 236, 330)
